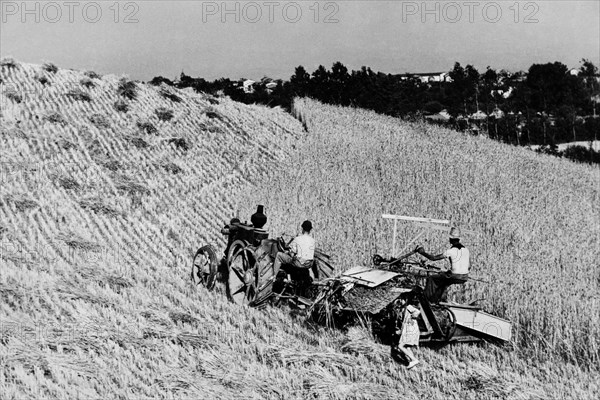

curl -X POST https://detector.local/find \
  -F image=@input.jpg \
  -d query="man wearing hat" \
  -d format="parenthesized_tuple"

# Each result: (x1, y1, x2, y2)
(273, 220, 315, 278)
(251, 205, 267, 229)
(416, 227, 470, 303)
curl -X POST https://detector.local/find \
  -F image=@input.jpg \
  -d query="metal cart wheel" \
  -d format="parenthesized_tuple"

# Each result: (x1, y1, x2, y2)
(226, 240, 257, 305)
(191, 244, 218, 290)
(249, 251, 277, 307)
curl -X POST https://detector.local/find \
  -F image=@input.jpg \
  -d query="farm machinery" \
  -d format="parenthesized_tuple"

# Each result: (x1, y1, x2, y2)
(308, 215, 512, 346)
(190, 213, 334, 307)
(191, 212, 512, 347)
(308, 256, 512, 346)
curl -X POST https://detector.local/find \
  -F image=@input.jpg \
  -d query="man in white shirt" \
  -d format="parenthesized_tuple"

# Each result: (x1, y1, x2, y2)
(416, 227, 470, 303)
(273, 220, 315, 277)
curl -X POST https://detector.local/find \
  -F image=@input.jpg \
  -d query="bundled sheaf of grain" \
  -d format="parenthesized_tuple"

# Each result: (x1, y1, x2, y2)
(44, 111, 66, 124)
(205, 107, 222, 120)
(55, 137, 77, 150)
(89, 113, 110, 128)
(0, 284, 23, 312)
(0, 57, 19, 69)
(41, 62, 58, 73)
(155, 107, 174, 121)
(124, 134, 150, 148)
(3, 194, 39, 211)
(80, 77, 95, 89)
(140, 310, 173, 329)
(3, 85, 23, 103)
(113, 174, 150, 195)
(1, 125, 26, 138)
(56, 231, 102, 252)
(86, 138, 105, 157)
(136, 120, 158, 134)
(91, 153, 120, 171)
(98, 276, 133, 293)
(175, 333, 210, 349)
(35, 72, 50, 85)
(54, 174, 80, 190)
(84, 70, 101, 79)
(113, 98, 129, 112)
(158, 85, 182, 103)
(65, 88, 91, 102)
(117, 77, 137, 100)
(169, 311, 198, 325)
(141, 327, 209, 349)
(154, 374, 194, 392)
(160, 161, 183, 174)
(78, 196, 122, 217)
(166, 137, 189, 151)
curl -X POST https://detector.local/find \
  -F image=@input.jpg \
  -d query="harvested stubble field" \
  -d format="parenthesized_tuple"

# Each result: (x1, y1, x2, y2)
(0, 61, 598, 399)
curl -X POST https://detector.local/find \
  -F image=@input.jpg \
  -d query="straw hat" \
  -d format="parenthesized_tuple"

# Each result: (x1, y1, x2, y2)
(449, 227, 461, 239)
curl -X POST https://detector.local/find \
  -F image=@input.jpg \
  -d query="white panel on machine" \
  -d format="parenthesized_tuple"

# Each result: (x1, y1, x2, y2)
(448, 306, 513, 342)
(341, 266, 399, 287)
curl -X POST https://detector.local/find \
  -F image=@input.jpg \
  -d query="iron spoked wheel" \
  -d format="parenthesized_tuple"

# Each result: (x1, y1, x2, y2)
(191, 244, 218, 290)
(227, 240, 257, 306)
(251, 255, 277, 308)
(444, 307, 457, 342)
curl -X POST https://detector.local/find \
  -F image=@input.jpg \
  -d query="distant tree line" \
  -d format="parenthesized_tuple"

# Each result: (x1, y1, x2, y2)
(150, 59, 600, 164)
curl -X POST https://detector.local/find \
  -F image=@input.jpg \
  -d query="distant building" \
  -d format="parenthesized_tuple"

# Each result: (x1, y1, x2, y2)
(470, 110, 487, 120)
(425, 109, 451, 122)
(491, 87, 514, 99)
(265, 81, 278, 93)
(510, 71, 527, 82)
(397, 72, 452, 84)
(241, 79, 255, 94)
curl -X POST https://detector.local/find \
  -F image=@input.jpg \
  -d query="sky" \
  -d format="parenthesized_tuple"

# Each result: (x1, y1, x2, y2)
(1, 1, 599, 81)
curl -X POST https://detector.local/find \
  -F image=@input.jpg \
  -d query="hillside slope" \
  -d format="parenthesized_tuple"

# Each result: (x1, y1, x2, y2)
(1, 62, 598, 399)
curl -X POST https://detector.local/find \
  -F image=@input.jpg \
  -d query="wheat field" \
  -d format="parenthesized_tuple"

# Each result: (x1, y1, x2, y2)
(1, 61, 599, 399)
(244, 98, 600, 366)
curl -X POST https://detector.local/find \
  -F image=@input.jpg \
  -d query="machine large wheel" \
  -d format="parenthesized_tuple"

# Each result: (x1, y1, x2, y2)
(251, 254, 277, 307)
(227, 240, 258, 305)
(191, 244, 218, 290)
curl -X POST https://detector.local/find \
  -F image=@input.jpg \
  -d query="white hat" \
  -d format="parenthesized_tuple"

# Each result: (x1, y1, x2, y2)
(449, 227, 461, 239)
